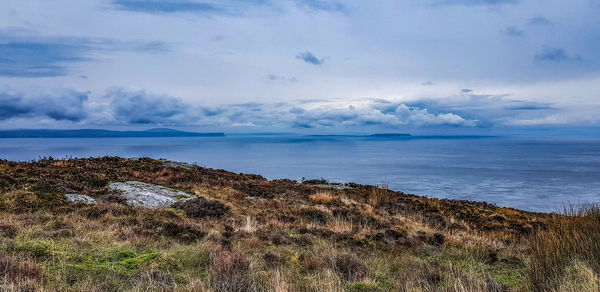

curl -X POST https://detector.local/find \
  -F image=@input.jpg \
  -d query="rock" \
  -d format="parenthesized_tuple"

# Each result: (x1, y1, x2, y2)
(312, 184, 354, 190)
(107, 181, 193, 208)
(161, 159, 196, 169)
(65, 194, 96, 203)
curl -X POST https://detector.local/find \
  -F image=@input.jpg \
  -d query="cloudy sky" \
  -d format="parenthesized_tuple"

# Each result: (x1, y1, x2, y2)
(1, 0, 599, 135)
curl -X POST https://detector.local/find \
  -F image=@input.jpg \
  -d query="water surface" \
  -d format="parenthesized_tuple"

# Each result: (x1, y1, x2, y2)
(1, 135, 598, 212)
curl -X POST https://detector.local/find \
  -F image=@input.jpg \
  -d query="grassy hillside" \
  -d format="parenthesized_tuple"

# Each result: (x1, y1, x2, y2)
(0, 157, 597, 291)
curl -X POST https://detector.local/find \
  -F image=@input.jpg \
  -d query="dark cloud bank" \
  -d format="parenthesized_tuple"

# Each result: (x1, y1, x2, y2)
(0, 28, 168, 78)
(0, 87, 576, 130)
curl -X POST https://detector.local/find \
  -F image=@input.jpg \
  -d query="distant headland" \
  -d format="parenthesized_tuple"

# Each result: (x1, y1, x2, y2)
(0, 128, 226, 138)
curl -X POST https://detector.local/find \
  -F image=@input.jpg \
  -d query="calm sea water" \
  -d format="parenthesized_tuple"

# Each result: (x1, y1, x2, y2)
(1, 135, 599, 212)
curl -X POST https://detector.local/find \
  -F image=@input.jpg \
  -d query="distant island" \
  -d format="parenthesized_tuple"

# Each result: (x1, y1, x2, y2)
(308, 133, 412, 138)
(0, 128, 225, 138)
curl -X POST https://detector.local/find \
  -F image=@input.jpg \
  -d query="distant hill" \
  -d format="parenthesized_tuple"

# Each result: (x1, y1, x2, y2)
(0, 128, 225, 138)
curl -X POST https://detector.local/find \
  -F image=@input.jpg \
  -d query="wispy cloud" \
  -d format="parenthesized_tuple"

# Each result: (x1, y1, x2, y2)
(296, 51, 325, 65)
(0, 28, 169, 78)
(503, 26, 525, 37)
(294, 0, 346, 13)
(111, 0, 346, 15)
(535, 46, 581, 62)
(266, 74, 298, 82)
(112, 0, 222, 14)
(527, 16, 552, 25)
(432, 0, 516, 6)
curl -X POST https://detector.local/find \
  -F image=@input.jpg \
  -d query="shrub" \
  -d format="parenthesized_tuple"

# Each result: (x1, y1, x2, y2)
(0, 191, 66, 212)
(171, 197, 230, 218)
(329, 253, 367, 282)
(368, 183, 390, 208)
(140, 218, 206, 242)
(0, 256, 44, 283)
(297, 205, 332, 223)
(0, 223, 18, 238)
(263, 250, 283, 268)
(210, 250, 251, 292)
(527, 205, 600, 291)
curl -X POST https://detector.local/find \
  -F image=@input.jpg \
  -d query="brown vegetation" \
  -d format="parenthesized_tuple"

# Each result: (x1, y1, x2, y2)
(528, 206, 600, 291)
(0, 157, 591, 291)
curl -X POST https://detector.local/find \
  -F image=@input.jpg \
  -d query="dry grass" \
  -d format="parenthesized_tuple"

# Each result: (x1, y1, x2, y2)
(209, 250, 251, 292)
(309, 192, 340, 205)
(368, 183, 389, 208)
(0, 157, 558, 291)
(527, 205, 600, 291)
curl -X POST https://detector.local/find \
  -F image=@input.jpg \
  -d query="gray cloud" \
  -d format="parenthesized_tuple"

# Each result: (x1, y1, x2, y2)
(0, 28, 169, 78)
(535, 46, 582, 62)
(0, 86, 594, 130)
(112, 0, 223, 14)
(403, 90, 561, 127)
(296, 51, 325, 65)
(0, 89, 88, 121)
(295, 0, 346, 13)
(432, 0, 516, 6)
(290, 103, 475, 128)
(503, 26, 525, 37)
(266, 74, 298, 82)
(528, 16, 552, 25)
(112, 0, 346, 15)
(96, 88, 479, 128)
(107, 88, 190, 124)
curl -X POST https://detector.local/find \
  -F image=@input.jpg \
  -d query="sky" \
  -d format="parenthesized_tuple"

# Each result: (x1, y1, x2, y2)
(1, 0, 599, 135)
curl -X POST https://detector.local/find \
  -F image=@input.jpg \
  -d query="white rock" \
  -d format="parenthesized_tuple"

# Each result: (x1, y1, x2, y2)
(107, 181, 193, 208)
(312, 184, 354, 190)
(66, 194, 97, 203)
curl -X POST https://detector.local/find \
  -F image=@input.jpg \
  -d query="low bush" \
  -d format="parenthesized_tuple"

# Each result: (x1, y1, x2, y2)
(0, 191, 66, 213)
(329, 252, 367, 282)
(263, 250, 283, 268)
(296, 205, 332, 223)
(171, 197, 230, 218)
(0, 256, 44, 283)
(210, 250, 251, 292)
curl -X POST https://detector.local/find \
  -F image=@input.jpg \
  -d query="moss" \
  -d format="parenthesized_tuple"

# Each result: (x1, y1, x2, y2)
(15, 239, 57, 259)
(56, 248, 159, 280)
(0, 191, 67, 212)
(425, 249, 525, 288)
(345, 282, 381, 292)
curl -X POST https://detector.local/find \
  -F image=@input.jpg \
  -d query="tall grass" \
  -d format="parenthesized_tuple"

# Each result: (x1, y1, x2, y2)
(527, 205, 600, 291)
(368, 182, 389, 208)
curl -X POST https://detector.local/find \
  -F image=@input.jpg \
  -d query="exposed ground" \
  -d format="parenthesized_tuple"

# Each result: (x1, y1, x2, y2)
(0, 157, 597, 291)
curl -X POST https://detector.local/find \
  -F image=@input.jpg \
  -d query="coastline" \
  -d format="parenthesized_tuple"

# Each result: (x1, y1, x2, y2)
(2, 156, 585, 290)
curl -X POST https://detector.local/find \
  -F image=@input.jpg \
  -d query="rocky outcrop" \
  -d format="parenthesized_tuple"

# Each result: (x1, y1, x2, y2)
(107, 181, 193, 208)
(65, 194, 97, 203)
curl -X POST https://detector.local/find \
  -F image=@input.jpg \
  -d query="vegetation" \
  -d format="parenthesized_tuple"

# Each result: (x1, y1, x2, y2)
(0, 157, 594, 291)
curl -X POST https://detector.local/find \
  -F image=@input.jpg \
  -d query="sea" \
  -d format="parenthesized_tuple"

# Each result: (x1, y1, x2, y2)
(1, 134, 599, 212)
